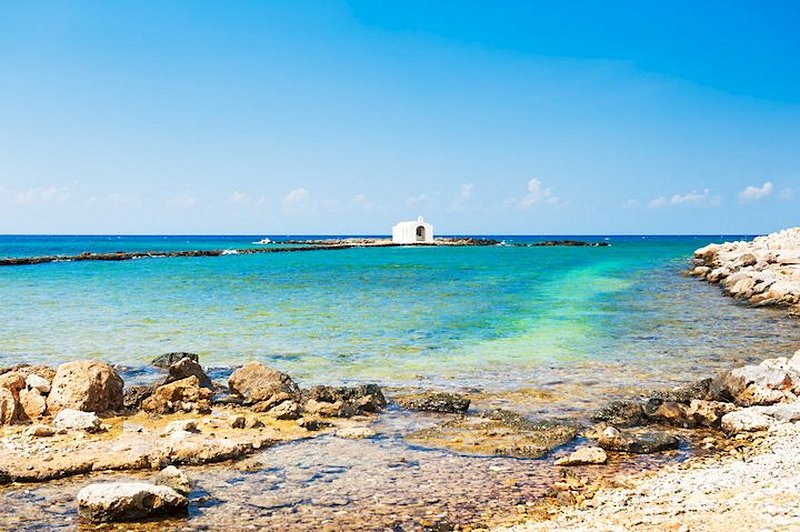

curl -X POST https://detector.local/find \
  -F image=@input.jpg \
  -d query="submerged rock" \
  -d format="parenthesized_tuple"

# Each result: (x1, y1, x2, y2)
(228, 362, 299, 404)
(396, 392, 470, 414)
(598, 429, 680, 454)
(151, 352, 199, 369)
(591, 400, 645, 427)
(555, 446, 608, 466)
(406, 409, 577, 459)
(651, 378, 717, 403)
(47, 360, 124, 415)
(77, 482, 188, 523)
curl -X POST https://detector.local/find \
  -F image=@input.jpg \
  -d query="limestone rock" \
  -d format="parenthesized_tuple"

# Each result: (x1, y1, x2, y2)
(721, 409, 772, 434)
(555, 446, 608, 466)
(47, 360, 124, 415)
(710, 365, 798, 406)
(228, 362, 299, 404)
(19, 388, 47, 420)
(165, 357, 212, 390)
(141, 376, 211, 415)
(335, 426, 376, 439)
(24, 424, 55, 437)
(159, 419, 198, 436)
(25, 374, 51, 394)
(301, 384, 386, 417)
(304, 398, 354, 418)
(0, 371, 26, 394)
(598, 429, 680, 454)
(77, 482, 188, 523)
(591, 400, 645, 427)
(0, 387, 19, 425)
(53, 409, 103, 432)
(264, 399, 302, 420)
(154, 465, 192, 496)
(123, 384, 156, 412)
(396, 392, 470, 413)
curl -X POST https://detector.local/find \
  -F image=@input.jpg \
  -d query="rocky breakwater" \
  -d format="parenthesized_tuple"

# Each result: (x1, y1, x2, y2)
(0, 356, 388, 524)
(689, 227, 800, 315)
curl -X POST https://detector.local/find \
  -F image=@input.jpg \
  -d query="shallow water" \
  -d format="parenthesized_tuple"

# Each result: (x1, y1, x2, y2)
(1, 235, 799, 529)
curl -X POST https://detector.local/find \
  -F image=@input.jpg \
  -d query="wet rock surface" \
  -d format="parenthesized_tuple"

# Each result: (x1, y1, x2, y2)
(151, 352, 199, 369)
(396, 391, 471, 413)
(77, 482, 188, 523)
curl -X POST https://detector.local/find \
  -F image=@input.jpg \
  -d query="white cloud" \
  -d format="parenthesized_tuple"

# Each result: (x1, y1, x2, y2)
(519, 178, 558, 209)
(282, 187, 308, 206)
(405, 193, 428, 206)
(10, 186, 70, 205)
(450, 183, 473, 210)
(88, 193, 137, 206)
(649, 188, 720, 208)
(167, 194, 197, 210)
(227, 191, 267, 206)
(739, 181, 774, 203)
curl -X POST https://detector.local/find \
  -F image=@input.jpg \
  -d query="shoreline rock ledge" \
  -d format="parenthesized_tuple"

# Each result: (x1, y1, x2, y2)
(689, 227, 800, 315)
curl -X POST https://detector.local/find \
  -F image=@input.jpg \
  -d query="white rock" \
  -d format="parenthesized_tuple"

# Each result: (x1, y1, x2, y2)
(77, 482, 188, 523)
(25, 374, 51, 394)
(335, 426, 376, 439)
(53, 409, 103, 432)
(24, 424, 55, 437)
(556, 446, 608, 466)
(159, 419, 198, 436)
(721, 409, 773, 434)
(154, 465, 192, 495)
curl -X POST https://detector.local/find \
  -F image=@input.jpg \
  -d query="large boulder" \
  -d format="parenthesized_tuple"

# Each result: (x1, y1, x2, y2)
(47, 361, 124, 415)
(141, 376, 212, 415)
(710, 364, 799, 406)
(228, 362, 299, 404)
(77, 482, 188, 523)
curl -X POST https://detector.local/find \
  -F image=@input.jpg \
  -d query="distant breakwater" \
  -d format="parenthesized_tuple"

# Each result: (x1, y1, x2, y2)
(0, 238, 607, 267)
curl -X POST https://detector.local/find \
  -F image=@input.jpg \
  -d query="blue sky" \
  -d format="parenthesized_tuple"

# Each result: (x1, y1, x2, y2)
(1, 1, 798, 234)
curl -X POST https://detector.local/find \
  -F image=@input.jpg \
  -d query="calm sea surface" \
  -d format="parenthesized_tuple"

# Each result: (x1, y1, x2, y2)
(1, 235, 797, 403)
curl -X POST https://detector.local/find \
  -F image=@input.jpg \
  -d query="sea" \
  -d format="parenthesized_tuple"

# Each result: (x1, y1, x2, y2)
(1, 234, 798, 529)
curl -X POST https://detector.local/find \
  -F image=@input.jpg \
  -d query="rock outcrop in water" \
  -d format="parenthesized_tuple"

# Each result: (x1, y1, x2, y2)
(689, 227, 800, 315)
(77, 482, 189, 523)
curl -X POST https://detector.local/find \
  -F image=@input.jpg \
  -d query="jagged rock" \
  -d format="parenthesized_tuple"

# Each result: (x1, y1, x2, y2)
(123, 385, 156, 412)
(687, 399, 736, 427)
(651, 378, 717, 403)
(591, 400, 645, 427)
(646, 401, 694, 428)
(228, 362, 299, 404)
(47, 360, 124, 415)
(165, 357, 212, 390)
(229, 415, 246, 429)
(396, 392, 470, 413)
(154, 466, 192, 496)
(25, 374, 51, 394)
(0, 371, 25, 395)
(304, 398, 355, 418)
(0, 387, 19, 425)
(598, 429, 680, 454)
(555, 446, 608, 466)
(77, 482, 188, 523)
(141, 376, 212, 415)
(1, 364, 56, 383)
(151, 352, 199, 369)
(19, 388, 47, 420)
(721, 409, 772, 434)
(710, 365, 798, 406)
(53, 409, 103, 432)
(302, 384, 386, 417)
(264, 399, 302, 420)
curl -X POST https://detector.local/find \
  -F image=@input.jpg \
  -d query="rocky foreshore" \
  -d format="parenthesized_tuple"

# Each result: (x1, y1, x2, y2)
(689, 227, 800, 315)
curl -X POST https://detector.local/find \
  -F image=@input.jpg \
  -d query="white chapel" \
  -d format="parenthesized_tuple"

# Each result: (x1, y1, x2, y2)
(392, 216, 434, 244)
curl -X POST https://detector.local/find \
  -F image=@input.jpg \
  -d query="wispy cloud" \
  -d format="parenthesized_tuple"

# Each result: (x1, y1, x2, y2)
(449, 183, 473, 211)
(226, 190, 267, 206)
(518, 178, 558, 209)
(6, 186, 71, 205)
(352, 193, 376, 210)
(648, 188, 720, 208)
(88, 193, 138, 206)
(282, 187, 309, 206)
(738, 181, 773, 203)
(405, 193, 428, 206)
(167, 194, 197, 210)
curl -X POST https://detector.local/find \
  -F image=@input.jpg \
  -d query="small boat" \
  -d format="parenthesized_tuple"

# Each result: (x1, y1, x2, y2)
(252, 237, 272, 245)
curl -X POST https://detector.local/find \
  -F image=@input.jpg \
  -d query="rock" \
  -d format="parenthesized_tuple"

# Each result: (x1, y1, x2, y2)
(159, 419, 198, 436)
(165, 357, 212, 390)
(710, 365, 798, 406)
(721, 409, 772, 434)
(19, 388, 47, 420)
(0, 371, 26, 394)
(598, 429, 680, 454)
(396, 392, 470, 413)
(3, 364, 56, 383)
(77, 482, 188, 523)
(304, 398, 355, 418)
(406, 409, 577, 459)
(25, 374, 51, 394)
(297, 418, 331, 431)
(265, 399, 302, 420)
(555, 446, 608, 466)
(123, 384, 156, 412)
(47, 360, 124, 415)
(228, 362, 299, 404)
(230, 415, 246, 429)
(591, 400, 645, 427)
(0, 387, 19, 425)
(122, 421, 144, 433)
(686, 399, 736, 427)
(141, 376, 212, 415)
(305, 384, 387, 414)
(154, 466, 192, 496)
(651, 378, 716, 403)
(53, 409, 103, 432)
(151, 352, 199, 369)
(24, 424, 55, 437)
(335, 426, 376, 439)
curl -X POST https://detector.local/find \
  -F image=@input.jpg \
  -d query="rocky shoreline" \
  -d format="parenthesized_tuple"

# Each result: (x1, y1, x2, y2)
(503, 228, 800, 530)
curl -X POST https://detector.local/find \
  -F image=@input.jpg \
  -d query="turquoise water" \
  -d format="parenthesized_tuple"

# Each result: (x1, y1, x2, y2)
(1, 235, 798, 408)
